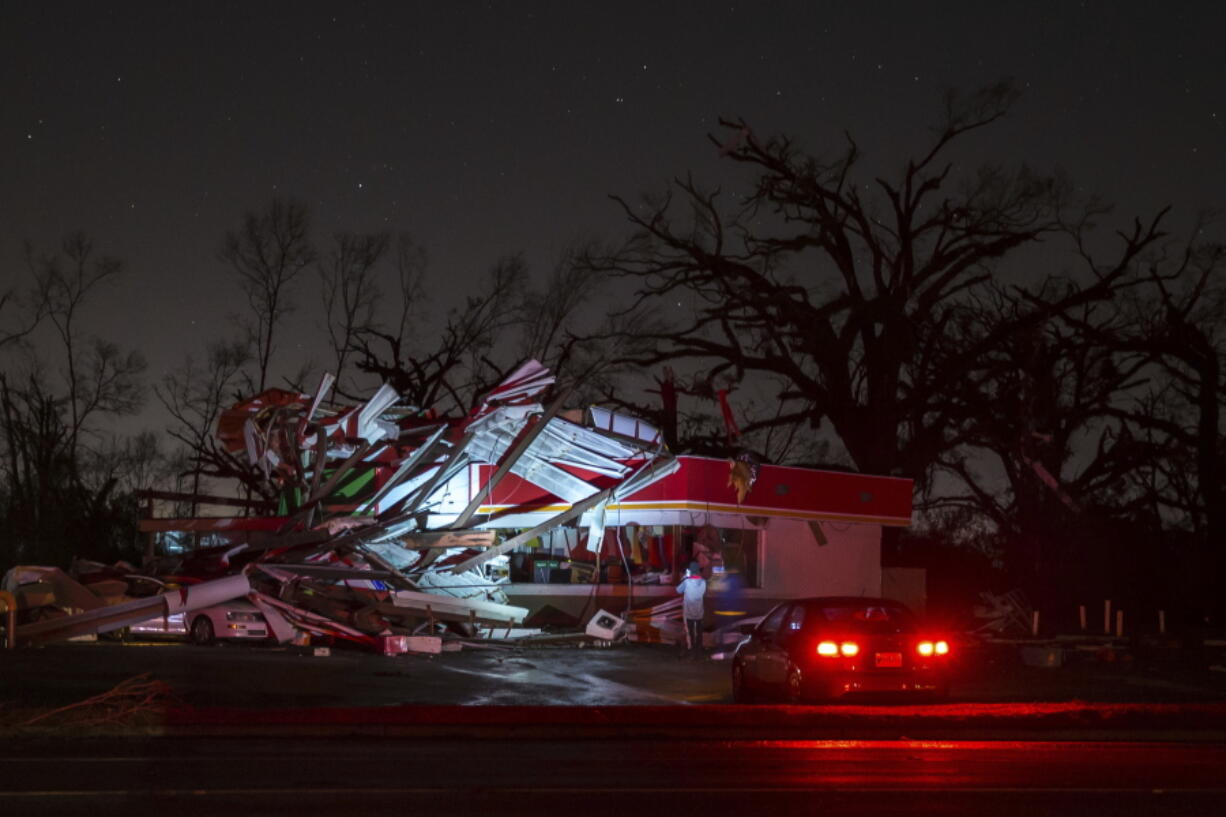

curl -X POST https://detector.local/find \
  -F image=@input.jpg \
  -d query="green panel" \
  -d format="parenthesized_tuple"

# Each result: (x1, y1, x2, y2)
(333, 466, 376, 499)
(277, 486, 303, 515)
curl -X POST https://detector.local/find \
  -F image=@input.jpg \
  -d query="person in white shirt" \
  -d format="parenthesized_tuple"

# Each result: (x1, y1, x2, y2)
(676, 561, 707, 658)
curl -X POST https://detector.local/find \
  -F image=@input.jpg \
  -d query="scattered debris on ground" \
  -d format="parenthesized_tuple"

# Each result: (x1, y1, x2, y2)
(11, 673, 177, 732)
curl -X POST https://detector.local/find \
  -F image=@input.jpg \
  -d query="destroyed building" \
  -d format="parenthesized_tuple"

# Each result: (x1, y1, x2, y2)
(4, 360, 913, 651)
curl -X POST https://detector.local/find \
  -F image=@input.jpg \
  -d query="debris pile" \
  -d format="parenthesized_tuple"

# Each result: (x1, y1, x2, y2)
(973, 589, 1035, 637)
(4, 361, 677, 652)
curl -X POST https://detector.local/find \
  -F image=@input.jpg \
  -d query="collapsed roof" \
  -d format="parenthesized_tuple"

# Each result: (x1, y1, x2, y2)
(12, 361, 678, 650)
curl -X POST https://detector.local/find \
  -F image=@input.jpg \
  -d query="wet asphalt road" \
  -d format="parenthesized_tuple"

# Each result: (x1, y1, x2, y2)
(3, 638, 1225, 710)
(1, 737, 1224, 816)
(1, 640, 729, 709)
(3, 641, 1226, 815)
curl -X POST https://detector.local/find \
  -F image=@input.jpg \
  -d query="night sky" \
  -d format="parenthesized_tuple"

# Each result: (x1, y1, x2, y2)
(3, 2, 1224, 429)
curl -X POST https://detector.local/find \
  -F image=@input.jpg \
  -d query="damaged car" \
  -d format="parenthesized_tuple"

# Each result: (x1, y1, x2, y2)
(126, 598, 271, 646)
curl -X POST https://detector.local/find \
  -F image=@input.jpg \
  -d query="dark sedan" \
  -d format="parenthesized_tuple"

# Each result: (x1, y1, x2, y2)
(731, 596, 952, 703)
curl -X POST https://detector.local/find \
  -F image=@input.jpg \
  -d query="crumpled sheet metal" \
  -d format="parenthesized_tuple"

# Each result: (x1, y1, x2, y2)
(18, 362, 672, 650)
(135, 360, 673, 651)
(10, 572, 254, 646)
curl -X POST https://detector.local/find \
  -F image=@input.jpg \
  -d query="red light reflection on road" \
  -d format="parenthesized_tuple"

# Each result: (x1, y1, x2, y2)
(750, 740, 1037, 750)
(714, 740, 1226, 791)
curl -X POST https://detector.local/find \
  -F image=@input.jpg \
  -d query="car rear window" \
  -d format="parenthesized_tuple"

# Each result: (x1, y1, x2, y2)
(815, 603, 914, 632)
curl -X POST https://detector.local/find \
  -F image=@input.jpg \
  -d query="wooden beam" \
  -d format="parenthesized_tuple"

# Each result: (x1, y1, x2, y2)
(396, 530, 496, 549)
(135, 489, 272, 511)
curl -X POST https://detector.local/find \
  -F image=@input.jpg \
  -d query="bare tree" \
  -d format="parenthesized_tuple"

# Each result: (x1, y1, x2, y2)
(355, 254, 532, 414)
(585, 82, 1165, 487)
(518, 242, 602, 370)
(1133, 239, 1224, 538)
(0, 233, 147, 565)
(0, 259, 49, 350)
(512, 239, 648, 412)
(32, 233, 145, 455)
(0, 370, 77, 565)
(1097, 232, 1226, 613)
(391, 233, 429, 351)
(351, 235, 626, 427)
(221, 199, 315, 391)
(319, 231, 389, 394)
(155, 339, 256, 511)
(931, 296, 1158, 596)
(902, 209, 1225, 612)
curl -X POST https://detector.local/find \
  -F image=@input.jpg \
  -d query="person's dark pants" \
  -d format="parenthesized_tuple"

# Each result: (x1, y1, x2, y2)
(685, 617, 703, 655)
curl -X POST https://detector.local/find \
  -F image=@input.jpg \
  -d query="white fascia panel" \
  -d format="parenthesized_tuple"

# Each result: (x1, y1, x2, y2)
(510, 454, 599, 504)
(357, 383, 400, 434)
(540, 417, 645, 459)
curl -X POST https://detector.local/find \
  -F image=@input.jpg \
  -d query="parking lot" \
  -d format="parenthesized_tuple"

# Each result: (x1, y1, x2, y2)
(0, 639, 726, 710)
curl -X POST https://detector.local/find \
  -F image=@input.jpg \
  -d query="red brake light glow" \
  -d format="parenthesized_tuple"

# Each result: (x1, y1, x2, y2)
(818, 640, 859, 657)
(917, 640, 951, 657)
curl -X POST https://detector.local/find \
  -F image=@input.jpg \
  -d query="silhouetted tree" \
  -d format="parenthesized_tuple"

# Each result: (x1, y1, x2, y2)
(222, 198, 315, 391)
(0, 233, 149, 565)
(36, 233, 145, 454)
(1099, 232, 1226, 616)
(586, 81, 1165, 485)
(932, 291, 1164, 601)
(0, 258, 48, 351)
(354, 254, 532, 414)
(155, 338, 261, 510)
(318, 231, 389, 395)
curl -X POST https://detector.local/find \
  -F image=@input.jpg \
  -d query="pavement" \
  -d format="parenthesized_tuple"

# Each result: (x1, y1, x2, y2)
(7, 737, 1226, 817)
(1, 636, 1225, 740)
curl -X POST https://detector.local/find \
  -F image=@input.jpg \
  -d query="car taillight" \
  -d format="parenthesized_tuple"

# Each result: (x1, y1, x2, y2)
(817, 640, 859, 657)
(917, 640, 951, 657)
(935, 640, 950, 655)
